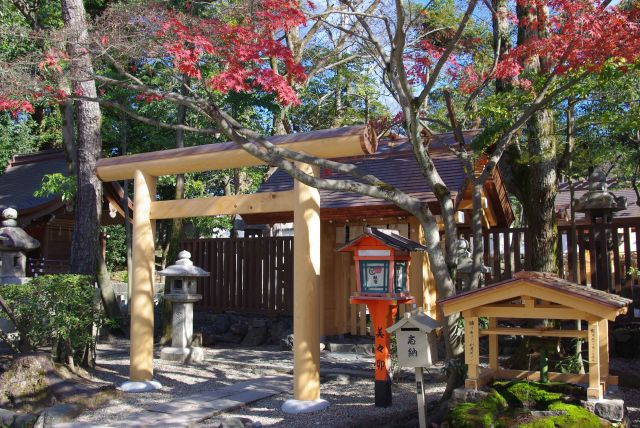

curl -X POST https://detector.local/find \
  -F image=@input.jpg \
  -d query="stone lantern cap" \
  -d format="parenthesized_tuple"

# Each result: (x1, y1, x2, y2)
(573, 170, 627, 213)
(158, 250, 210, 278)
(0, 208, 40, 252)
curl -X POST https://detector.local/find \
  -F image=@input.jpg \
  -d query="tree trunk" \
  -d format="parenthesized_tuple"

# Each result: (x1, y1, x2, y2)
(499, 0, 558, 273)
(161, 101, 187, 345)
(62, 0, 122, 328)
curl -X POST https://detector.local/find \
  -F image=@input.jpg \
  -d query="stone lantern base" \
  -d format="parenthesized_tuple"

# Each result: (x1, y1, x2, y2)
(160, 346, 204, 363)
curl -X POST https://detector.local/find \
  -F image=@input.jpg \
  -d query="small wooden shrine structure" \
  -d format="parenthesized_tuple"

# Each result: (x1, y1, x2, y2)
(439, 271, 632, 400)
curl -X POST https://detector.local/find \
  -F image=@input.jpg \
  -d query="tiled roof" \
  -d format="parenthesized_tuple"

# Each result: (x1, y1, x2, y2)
(337, 226, 429, 252)
(439, 270, 632, 309)
(556, 181, 640, 224)
(0, 150, 67, 213)
(258, 134, 470, 211)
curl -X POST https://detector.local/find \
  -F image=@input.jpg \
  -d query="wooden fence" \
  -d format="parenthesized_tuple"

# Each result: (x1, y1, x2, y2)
(181, 237, 293, 315)
(459, 223, 640, 305)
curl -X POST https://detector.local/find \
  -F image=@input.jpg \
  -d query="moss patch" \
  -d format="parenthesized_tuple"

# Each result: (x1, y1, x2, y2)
(449, 381, 608, 428)
(449, 390, 509, 428)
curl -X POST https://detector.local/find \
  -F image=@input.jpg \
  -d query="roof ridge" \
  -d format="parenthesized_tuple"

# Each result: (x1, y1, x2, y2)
(7, 149, 66, 170)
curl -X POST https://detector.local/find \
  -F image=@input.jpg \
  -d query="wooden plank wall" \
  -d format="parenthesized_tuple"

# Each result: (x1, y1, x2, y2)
(182, 237, 293, 315)
(459, 224, 640, 309)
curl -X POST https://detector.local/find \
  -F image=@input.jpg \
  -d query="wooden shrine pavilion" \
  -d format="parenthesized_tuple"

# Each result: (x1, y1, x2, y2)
(439, 271, 632, 400)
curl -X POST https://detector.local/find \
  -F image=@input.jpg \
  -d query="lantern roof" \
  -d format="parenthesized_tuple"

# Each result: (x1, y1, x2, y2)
(337, 227, 429, 253)
(158, 250, 210, 277)
(387, 309, 440, 334)
(0, 208, 40, 252)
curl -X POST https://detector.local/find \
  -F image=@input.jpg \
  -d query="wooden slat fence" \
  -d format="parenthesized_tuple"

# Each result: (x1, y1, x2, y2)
(459, 223, 640, 308)
(182, 237, 293, 315)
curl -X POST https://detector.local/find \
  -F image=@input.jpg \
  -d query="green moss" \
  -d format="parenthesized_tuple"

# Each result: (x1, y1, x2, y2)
(449, 390, 509, 428)
(450, 381, 607, 428)
(492, 381, 581, 408)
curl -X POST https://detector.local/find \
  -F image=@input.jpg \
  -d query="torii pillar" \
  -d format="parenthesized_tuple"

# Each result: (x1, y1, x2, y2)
(282, 163, 330, 413)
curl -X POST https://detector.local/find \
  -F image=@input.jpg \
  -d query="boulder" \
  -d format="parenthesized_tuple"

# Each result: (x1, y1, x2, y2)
(241, 327, 268, 347)
(280, 334, 294, 351)
(215, 332, 244, 345)
(229, 322, 249, 336)
(33, 403, 82, 428)
(0, 408, 16, 426)
(270, 318, 292, 344)
(211, 314, 233, 334)
(451, 387, 489, 405)
(582, 399, 625, 422)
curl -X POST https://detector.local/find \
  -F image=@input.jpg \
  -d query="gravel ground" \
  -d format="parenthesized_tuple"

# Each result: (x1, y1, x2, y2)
(73, 339, 445, 427)
(197, 376, 445, 428)
(72, 339, 640, 427)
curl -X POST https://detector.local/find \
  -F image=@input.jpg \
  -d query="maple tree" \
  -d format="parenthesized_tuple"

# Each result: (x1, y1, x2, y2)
(1, 0, 639, 392)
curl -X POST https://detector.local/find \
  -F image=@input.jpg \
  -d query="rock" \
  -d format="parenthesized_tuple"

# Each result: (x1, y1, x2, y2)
(241, 327, 268, 347)
(215, 332, 243, 344)
(211, 314, 233, 334)
(0, 408, 16, 426)
(280, 334, 294, 351)
(582, 399, 625, 422)
(13, 412, 37, 427)
(319, 342, 326, 352)
(270, 318, 293, 344)
(229, 322, 249, 336)
(451, 387, 489, 405)
(251, 318, 269, 328)
(217, 416, 255, 428)
(33, 403, 81, 427)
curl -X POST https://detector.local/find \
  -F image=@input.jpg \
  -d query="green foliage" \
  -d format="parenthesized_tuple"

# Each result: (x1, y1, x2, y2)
(554, 353, 583, 374)
(0, 113, 37, 173)
(0, 275, 108, 362)
(449, 390, 509, 428)
(103, 225, 127, 271)
(33, 173, 76, 201)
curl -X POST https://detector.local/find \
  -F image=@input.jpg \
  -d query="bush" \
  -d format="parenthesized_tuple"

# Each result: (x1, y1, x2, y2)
(103, 224, 127, 271)
(0, 275, 108, 367)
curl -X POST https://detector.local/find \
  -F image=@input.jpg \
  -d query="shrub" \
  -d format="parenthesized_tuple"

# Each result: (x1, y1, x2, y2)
(0, 275, 108, 367)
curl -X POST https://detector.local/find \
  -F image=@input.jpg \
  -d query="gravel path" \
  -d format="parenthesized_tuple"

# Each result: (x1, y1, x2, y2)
(73, 339, 445, 427)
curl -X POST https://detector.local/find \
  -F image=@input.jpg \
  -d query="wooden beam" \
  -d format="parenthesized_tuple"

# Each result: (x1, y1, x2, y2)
(599, 319, 609, 379)
(149, 191, 295, 219)
(496, 369, 589, 384)
(97, 125, 377, 181)
(489, 318, 498, 371)
(442, 281, 618, 320)
(130, 170, 156, 382)
(293, 163, 322, 401)
(463, 311, 480, 387)
(587, 320, 603, 400)
(479, 327, 588, 339)
(474, 305, 593, 320)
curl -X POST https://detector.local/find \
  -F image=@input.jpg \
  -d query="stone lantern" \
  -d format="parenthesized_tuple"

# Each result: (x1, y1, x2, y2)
(0, 208, 40, 284)
(455, 238, 490, 291)
(158, 250, 209, 362)
(573, 170, 627, 291)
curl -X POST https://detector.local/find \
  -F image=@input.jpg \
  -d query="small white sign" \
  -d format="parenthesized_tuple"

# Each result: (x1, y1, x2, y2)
(397, 329, 433, 368)
(358, 249, 391, 257)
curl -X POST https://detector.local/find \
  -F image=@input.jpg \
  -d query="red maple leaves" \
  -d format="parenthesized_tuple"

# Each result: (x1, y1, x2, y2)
(154, 0, 307, 105)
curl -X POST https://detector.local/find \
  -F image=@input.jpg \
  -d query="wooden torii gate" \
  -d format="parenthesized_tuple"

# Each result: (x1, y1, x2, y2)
(96, 125, 377, 407)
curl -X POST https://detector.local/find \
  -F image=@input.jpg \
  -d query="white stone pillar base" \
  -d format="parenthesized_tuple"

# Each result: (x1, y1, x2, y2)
(160, 346, 204, 363)
(281, 398, 330, 414)
(118, 380, 162, 393)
